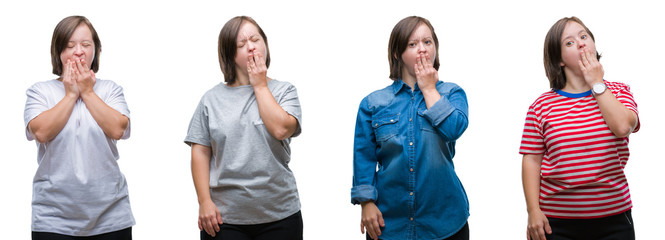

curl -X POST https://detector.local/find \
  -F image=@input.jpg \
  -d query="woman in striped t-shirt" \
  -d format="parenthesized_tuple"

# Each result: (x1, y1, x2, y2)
(520, 16, 640, 240)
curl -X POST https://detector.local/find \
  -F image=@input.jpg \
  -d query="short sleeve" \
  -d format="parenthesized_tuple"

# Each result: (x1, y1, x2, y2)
(612, 82, 640, 132)
(519, 105, 545, 155)
(277, 83, 303, 138)
(184, 99, 211, 147)
(103, 81, 131, 139)
(24, 84, 49, 141)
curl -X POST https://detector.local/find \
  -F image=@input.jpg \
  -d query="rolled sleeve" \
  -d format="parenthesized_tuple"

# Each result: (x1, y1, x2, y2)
(351, 185, 378, 204)
(422, 84, 469, 141)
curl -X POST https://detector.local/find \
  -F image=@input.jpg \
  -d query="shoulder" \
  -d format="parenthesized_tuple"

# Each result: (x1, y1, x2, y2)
(28, 79, 59, 90)
(528, 90, 559, 109)
(604, 80, 632, 92)
(363, 84, 395, 109)
(268, 79, 297, 92)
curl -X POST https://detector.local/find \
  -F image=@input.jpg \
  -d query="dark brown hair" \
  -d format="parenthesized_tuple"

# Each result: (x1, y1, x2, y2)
(51, 15, 101, 76)
(388, 16, 440, 81)
(544, 16, 601, 90)
(218, 16, 270, 84)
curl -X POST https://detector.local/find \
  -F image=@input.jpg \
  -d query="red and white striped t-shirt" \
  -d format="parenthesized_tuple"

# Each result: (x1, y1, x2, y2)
(520, 80, 639, 219)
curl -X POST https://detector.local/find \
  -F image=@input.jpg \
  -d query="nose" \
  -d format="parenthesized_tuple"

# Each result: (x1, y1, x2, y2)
(74, 44, 85, 56)
(247, 41, 256, 52)
(577, 39, 586, 49)
(417, 42, 427, 53)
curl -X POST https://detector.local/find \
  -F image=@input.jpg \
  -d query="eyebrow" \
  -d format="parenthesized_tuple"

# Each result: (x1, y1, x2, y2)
(562, 29, 587, 41)
(409, 36, 433, 42)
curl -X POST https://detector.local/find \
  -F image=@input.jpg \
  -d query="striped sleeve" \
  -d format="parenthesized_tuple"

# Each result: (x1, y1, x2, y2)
(607, 81, 639, 132)
(519, 103, 545, 155)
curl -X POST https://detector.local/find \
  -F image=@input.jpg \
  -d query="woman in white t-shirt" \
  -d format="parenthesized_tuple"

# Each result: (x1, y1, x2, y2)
(24, 15, 134, 239)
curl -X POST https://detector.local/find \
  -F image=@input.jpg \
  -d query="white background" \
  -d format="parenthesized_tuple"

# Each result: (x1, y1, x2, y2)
(1, 0, 663, 239)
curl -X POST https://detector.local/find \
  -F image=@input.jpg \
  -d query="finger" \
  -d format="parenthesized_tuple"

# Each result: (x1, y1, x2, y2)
(526, 229, 530, 240)
(536, 227, 546, 240)
(544, 221, 552, 234)
(414, 64, 420, 76)
(585, 48, 596, 64)
(372, 217, 381, 237)
(217, 211, 223, 225)
(214, 214, 221, 232)
(254, 51, 261, 66)
(580, 49, 590, 66)
(378, 214, 385, 227)
(425, 53, 432, 67)
(198, 219, 203, 231)
(80, 58, 89, 70)
(90, 70, 96, 81)
(360, 221, 365, 234)
(75, 58, 86, 73)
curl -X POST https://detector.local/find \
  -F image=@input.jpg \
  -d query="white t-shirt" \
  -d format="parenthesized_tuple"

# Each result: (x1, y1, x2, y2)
(24, 79, 135, 236)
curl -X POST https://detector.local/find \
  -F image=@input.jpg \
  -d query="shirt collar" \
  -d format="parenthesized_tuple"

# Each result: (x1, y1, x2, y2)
(391, 79, 415, 95)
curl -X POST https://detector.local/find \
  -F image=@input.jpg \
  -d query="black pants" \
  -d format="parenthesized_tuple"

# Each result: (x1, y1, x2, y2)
(201, 211, 303, 240)
(32, 227, 132, 240)
(367, 221, 469, 240)
(544, 210, 635, 240)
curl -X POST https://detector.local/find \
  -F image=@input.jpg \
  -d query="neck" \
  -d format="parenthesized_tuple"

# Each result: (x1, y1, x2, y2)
(560, 68, 589, 93)
(401, 72, 416, 92)
(230, 71, 250, 87)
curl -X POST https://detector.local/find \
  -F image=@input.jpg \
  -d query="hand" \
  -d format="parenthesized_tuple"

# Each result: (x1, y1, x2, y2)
(526, 209, 552, 240)
(360, 201, 385, 240)
(62, 60, 80, 98)
(578, 48, 604, 87)
(247, 50, 268, 88)
(73, 58, 96, 96)
(199, 200, 223, 237)
(414, 53, 439, 91)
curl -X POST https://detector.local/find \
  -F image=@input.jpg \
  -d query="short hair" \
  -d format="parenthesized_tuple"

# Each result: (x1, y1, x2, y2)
(388, 16, 440, 81)
(543, 16, 601, 90)
(218, 16, 270, 84)
(51, 16, 101, 76)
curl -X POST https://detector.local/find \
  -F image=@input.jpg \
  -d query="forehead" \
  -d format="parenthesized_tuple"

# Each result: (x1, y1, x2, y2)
(70, 24, 93, 40)
(409, 23, 433, 39)
(237, 22, 260, 39)
(562, 21, 586, 38)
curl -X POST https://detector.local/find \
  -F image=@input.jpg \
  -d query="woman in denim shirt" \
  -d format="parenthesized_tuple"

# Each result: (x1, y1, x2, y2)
(351, 16, 470, 240)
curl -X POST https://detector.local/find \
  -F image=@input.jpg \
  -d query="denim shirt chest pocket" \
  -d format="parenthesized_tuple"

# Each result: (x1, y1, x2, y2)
(372, 113, 400, 143)
(417, 107, 436, 133)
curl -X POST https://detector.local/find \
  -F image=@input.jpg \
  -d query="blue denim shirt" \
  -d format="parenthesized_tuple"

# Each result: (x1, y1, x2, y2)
(351, 80, 469, 240)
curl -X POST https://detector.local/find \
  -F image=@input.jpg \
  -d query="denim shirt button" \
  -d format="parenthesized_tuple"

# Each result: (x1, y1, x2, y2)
(409, 142, 413, 146)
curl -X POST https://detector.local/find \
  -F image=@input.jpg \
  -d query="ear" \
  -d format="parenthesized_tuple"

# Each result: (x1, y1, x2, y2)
(559, 61, 565, 67)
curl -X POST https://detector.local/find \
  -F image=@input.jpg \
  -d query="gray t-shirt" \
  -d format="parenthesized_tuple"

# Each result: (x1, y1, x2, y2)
(24, 79, 134, 236)
(185, 79, 302, 224)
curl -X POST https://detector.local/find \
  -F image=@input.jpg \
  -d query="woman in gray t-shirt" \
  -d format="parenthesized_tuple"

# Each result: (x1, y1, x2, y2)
(185, 16, 303, 240)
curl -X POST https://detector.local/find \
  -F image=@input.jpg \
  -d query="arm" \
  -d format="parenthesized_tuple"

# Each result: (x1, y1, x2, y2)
(74, 59, 129, 140)
(522, 154, 551, 240)
(191, 143, 223, 237)
(28, 60, 78, 143)
(415, 53, 469, 141)
(579, 49, 638, 137)
(351, 98, 384, 239)
(247, 52, 298, 140)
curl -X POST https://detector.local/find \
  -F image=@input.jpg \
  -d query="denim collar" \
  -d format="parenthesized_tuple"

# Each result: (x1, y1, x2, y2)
(391, 79, 418, 95)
